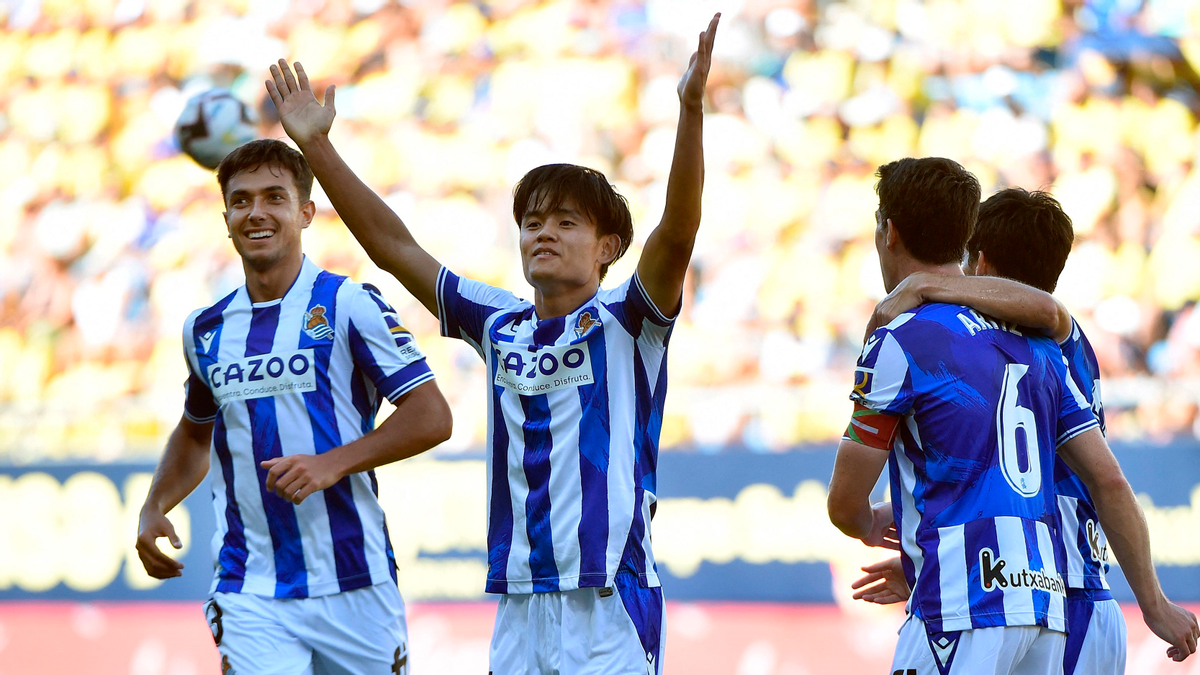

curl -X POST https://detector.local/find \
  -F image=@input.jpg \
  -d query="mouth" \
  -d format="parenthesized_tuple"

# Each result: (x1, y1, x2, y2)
(246, 230, 275, 241)
(531, 248, 557, 259)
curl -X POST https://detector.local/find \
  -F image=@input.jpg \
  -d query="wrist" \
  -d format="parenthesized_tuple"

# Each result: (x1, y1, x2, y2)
(679, 100, 704, 116)
(294, 131, 332, 154)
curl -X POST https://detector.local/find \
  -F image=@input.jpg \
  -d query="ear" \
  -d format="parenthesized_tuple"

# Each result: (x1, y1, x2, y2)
(597, 232, 621, 266)
(223, 211, 232, 238)
(974, 250, 998, 277)
(300, 200, 316, 230)
(884, 218, 899, 251)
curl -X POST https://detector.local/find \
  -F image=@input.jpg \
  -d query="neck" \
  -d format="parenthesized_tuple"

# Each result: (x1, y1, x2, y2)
(244, 254, 304, 303)
(889, 258, 963, 293)
(532, 281, 600, 319)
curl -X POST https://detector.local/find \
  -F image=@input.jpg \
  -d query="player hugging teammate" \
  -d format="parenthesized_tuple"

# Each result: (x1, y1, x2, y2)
(828, 157, 1199, 674)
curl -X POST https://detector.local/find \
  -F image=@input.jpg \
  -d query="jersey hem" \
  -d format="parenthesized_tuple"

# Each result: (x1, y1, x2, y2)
(918, 608, 1066, 633)
(183, 409, 217, 424)
(210, 566, 393, 599)
(632, 272, 676, 326)
(484, 570, 662, 595)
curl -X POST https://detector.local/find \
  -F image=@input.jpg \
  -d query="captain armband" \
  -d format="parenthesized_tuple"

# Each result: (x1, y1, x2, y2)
(843, 403, 901, 450)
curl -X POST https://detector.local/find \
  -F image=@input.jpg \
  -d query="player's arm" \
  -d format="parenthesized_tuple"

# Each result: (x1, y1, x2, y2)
(1059, 428, 1200, 661)
(865, 271, 1071, 343)
(136, 415, 213, 579)
(266, 60, 441, 315)
(635, 13, 719, 317)
(262, 381, 452, 504)
(827, 436, 895, 547)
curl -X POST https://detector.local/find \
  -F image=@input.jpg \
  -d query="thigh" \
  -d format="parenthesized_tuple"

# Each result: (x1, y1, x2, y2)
(1013, 628, 1065, 675)
(300, 583, 410, 675)
(1064, 598, 1125, 675)
(206, 593, 313, 675)
(891, 616, 1042, 675)
(562, 576, 664, 675)
(490, 593, 538, 675)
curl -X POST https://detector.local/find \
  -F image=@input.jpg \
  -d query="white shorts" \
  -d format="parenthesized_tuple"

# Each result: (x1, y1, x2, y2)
(205, 582, 409, 675)
(892, 614, 1066, 675)
(489, 573, 664, 675)
(1063, 591, 1125, 675)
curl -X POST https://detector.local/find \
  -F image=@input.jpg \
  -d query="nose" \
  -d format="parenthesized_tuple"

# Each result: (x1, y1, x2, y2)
(248, 197, 268, 221)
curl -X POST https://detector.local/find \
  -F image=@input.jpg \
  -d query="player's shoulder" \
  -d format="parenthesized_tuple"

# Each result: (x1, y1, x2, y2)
(184, 287, 242, 331)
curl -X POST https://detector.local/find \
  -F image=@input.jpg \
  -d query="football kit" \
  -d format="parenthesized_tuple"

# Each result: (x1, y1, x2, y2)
(437, 267, 670, 674)
(183, 257, 433, 672)
(1055, 318, 1126, 675)
(850, 304, 1098, 675)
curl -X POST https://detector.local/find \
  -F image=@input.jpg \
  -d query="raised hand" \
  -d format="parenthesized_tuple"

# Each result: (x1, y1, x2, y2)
(851, 557, 910, 605)
(266, 59, 335, 148)
(678, 13, 720, 111)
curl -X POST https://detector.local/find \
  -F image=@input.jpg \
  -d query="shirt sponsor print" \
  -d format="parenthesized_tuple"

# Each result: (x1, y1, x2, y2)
(492, 341, 594, 395)
(206, 349, 318, 405)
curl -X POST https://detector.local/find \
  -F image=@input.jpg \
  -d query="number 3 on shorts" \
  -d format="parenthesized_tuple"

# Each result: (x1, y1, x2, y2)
(997, 363, 1041, 497)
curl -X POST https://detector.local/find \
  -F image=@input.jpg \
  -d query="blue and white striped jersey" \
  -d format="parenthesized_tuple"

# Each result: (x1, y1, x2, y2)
(1054, 318, 1110, 590)
(182, 257, 435, 599)
(437, 267, 672, 595)
(853, 303, 1099, 633)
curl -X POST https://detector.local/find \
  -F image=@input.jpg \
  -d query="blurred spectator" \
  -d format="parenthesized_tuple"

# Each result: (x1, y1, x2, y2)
(1, 0, 1199, 461)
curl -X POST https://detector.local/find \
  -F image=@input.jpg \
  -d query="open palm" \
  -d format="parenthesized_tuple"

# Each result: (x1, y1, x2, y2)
(678, 13, 720, 110)
(266, 59, 335, 148)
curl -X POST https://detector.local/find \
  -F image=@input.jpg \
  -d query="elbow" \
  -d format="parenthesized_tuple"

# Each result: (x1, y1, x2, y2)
(827, 492, 865, 539)
(426, 399, 453, 448)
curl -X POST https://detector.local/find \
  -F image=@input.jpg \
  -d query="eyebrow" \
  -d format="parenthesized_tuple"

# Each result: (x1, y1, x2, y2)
(229, 186, 290, 198)
(524, 207, 584, 221)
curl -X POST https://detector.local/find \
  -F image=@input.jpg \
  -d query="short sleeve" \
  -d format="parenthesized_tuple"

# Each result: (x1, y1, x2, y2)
(1052, 350, 1100, 447)
(436, 267, 522, 352)
(596, 272, 676, 348)
(347, 284, 436, 403)
(182, 320, 218, 423)
(850, 324, 916, 416)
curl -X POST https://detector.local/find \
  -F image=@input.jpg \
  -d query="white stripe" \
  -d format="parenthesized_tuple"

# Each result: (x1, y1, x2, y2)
(602, 310, 636, 586)
(546, 387, 583, 585)
(501, 359, 533, 593)
(862, 333, 911, 411)
(208, 444, 228, 595)
(996, 516, 1035, 626)
(937, 524, 971, 631)
(640, 489, 659, 586)
(894, 431, 924, 615)
(1058, 495, 1086, 588)
(1035, 520, 1066, 631)
(1056, 418, 1099, 446)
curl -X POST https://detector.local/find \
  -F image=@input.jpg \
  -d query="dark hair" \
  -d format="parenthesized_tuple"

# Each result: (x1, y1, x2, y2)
(512, 164, 634, 281)
(217, 139, 314, 205)
(968, 188, 1074, 293)
(875, 157, 981, 265)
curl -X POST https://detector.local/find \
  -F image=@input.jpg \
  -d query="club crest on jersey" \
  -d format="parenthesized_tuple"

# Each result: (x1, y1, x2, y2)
(574, 310, 600, 338)
(304, 305, 335, 340)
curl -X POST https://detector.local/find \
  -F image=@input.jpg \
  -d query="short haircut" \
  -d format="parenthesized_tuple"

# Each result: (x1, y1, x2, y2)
(968, 188, 1074, 293)
(512, 164, 634, 281)
(875, 157, 981, 265)
(217, 139, 314, 205)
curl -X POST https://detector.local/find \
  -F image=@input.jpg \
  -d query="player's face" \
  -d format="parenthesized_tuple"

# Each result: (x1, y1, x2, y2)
(223, 164, 313, 272)
(518, 196, 618, 295)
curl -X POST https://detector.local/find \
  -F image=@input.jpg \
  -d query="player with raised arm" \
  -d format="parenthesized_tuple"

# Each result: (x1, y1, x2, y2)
(264, 14, 720, 674)
(826, 159, 1198, 675)
(850, 187, 1200, 671)
(135, 139, 452, 674)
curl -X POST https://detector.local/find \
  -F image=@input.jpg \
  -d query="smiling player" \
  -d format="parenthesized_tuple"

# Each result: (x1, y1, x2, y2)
(135, 139, 452, 674)
(264, 13, 720, 674)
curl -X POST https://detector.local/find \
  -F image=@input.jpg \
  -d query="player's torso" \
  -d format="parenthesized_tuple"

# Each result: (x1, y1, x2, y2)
(476, 291, 667, 593)
(1054, 320, 1110, 590)
(887, 304, 1075, 631)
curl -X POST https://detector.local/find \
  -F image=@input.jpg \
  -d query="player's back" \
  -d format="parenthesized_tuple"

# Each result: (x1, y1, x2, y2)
(854, 303, 1098, 633)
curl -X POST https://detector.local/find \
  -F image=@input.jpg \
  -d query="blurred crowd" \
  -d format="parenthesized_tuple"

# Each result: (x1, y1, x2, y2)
(1, 0, 1199, 461)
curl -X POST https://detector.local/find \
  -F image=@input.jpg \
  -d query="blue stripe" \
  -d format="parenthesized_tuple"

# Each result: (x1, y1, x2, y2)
(1063, 590, 1096, 675)
(305, 273, 372, 592)
(347, 322, 434, 401)
(485, 380, 514, 594)
(369, 470, 399, 584)
(619, 342, 655, 580)
(1023, 518, 1051, 625)
(966, 519, 1005, 628)
(212, 415, 247, 592)
(244, 303, 309, 598)
(615, 572, 664, 674)
(349, 363, 375, 436)
(577, 321, 609, 584)
(520, 393, 559, 591)
(192, 293, 245, 591)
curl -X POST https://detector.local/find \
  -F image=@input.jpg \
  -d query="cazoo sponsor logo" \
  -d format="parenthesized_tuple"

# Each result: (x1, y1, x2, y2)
(978, 548, 1065, 595)
(207, 349, 318, 404)
(493, 342, 593, 394)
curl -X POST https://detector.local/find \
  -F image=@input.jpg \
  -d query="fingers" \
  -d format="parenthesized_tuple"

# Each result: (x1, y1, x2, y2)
(262, 457, 286, 493)
(295, 61, 310, 91)
(324, 84, 336, 113)
(279, 58, 299, 93)
(265, 79, 283, 110)
(702, 13, 720, 61)
(136, 533, 184, 579)
(860, 559, 896, 574)
(269, 61, 290, 97)
(851, 570, 885, 590)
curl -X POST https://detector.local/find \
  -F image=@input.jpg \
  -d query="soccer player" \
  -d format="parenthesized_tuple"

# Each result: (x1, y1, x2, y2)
(826, 158, 1198, 674)
(851, 187, 1200, 671)
(135, 139, 452, 674)
(263, 13, 719, 674)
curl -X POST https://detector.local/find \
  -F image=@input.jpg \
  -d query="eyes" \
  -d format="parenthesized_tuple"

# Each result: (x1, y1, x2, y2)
(231, 193, 287, 207)
(523, 219, 576, 230)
